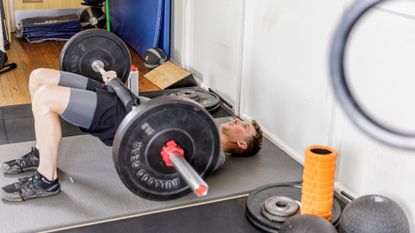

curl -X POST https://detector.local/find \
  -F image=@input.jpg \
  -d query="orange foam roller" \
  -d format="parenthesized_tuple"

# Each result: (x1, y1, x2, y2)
(302, 172, 336, 184)
(303, 181, 334, 190)
(303, 168, 336, 178)
(301, 192, 334, 201)
(302, 178, 335, 187)
(301, 197, 334, 208)
(302, 187, 335, 197)
(304, 158, 337, 168)
(301, 145, 336, 221)
(304, 161, 336, 169)
(302, 173, 335, 183)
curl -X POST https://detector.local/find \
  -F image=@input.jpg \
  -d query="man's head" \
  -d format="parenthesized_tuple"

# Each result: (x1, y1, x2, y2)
(220, 118, 263, 156)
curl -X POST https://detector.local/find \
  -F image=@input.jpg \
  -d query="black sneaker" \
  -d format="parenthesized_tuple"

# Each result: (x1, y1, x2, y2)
(0, 171, 60, 202)
(1, 147, 39, 174)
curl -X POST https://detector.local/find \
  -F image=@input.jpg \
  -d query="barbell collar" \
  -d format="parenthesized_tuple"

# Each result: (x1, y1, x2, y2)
(162, 141, 209, 197)
(91, 60, 105, 75)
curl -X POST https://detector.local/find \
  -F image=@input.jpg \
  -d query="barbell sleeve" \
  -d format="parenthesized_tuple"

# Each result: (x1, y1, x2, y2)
(168, 151, 209, 197)
(91, 60, 106, 75)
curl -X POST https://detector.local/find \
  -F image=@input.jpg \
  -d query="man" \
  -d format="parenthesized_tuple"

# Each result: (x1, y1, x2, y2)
(0, 68, 263, 202)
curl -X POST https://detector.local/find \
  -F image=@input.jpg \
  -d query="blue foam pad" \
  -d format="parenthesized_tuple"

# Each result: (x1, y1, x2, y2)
(159, 0, 170, 57)
(21, 14, 81, 43)
(110, 0, 170, 58)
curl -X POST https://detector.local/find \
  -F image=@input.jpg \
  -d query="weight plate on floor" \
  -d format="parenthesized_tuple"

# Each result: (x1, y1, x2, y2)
(245, 183, 341, 233)
(112, 96, 221, 200)
(261, 196, 300, 222)
(60, 29, 131, 83)
(165, 89, 221, 113)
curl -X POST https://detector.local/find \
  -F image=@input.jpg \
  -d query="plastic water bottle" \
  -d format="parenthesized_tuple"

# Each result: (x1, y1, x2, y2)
(128, 65, 139, 96)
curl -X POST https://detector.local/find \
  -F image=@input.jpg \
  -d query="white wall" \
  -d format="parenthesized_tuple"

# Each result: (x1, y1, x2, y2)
(172, 0, 415, 230)
(172, 0, 246, 111)
(239, 0, 344, 163)
(170, 0, 185, 65)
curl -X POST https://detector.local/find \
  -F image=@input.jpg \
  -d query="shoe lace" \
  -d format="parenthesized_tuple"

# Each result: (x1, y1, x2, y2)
(15, 148, 37, 168)
(18, 173, 40, 198)
(17, 176, 32, 185)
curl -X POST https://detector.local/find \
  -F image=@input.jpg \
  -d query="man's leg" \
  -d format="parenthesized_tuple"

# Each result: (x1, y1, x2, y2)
(0, 71, 68, 174)
(0, 84, 99, 201)
(32, 85, 70, 180)
(2, 70, 101, 175)
(0, 85, 69, 201)
(32, 83, 99, 180)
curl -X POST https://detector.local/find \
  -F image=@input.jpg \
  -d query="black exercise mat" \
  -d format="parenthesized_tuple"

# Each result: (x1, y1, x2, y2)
(21, 14, 80, 29)
(0, 99, 232, 145)
(21, 14, 81, 43)
(0, 104, 85, 145)
(0, 120, 7, 144)
(61, 197, 260, 233)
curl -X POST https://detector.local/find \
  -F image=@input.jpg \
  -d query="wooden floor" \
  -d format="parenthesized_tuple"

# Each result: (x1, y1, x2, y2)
(0, 34, 161, 107)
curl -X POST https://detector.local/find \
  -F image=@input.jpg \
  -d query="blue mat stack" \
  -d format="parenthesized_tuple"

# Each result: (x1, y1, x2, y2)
(21, 14, 81, 43)
(110, 0, 170, 59)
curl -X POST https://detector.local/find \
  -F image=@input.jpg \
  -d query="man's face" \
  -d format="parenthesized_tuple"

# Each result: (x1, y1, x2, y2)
(220, 118, 257, 144)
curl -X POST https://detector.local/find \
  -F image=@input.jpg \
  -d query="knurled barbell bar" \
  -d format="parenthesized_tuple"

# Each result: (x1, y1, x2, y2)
(60, 29, 221, 200)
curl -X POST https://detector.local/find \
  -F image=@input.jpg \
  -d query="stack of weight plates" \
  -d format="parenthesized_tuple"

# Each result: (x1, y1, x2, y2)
(245, 183, 341, 233)
(164, 88, 221, 113)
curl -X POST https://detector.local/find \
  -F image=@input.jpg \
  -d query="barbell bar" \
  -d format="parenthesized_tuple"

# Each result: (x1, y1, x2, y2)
(89, 58, 210, 197)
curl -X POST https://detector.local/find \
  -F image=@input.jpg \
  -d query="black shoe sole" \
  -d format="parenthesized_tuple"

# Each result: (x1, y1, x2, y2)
(1, 166, 38, 175)
(0, 188, 61, 202)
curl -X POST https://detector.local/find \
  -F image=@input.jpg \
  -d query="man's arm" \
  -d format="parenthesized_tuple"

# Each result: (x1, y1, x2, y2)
(102, 71, 139, 111)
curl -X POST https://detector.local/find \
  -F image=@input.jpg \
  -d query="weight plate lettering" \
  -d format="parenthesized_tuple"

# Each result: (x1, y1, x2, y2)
(60, 29, 131, 83)
(112, 96, 221, 200)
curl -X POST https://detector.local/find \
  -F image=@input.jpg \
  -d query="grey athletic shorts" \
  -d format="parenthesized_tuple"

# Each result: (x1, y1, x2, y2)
(59, 72, 98, 129)
(59, 71, 129, 146)
(58, 72, 226, 168)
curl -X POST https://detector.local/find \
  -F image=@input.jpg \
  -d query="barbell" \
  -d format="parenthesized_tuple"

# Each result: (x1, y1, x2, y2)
(60, 29, 221, 200)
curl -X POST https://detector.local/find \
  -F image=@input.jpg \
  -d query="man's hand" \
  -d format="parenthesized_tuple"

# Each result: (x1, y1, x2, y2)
(102, 71, 117, 85)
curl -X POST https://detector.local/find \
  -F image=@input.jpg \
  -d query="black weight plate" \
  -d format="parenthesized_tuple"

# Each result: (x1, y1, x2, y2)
(205, 102, 221, 113)
(60, 29, 131, 83)
(246, 183, 341, 233)
(80, 7, 106, 30)
(165, 89, 221, 112)
(112, 96, 221, 200)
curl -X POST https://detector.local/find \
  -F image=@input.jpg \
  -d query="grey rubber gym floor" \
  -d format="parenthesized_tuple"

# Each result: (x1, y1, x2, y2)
(0, 105, 303, 233)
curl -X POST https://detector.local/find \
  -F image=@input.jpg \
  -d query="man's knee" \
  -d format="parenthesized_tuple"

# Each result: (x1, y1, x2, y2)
(32, 85, 68, 114)
(29, 68, 46, 87)
(29, 68, 59, 94)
